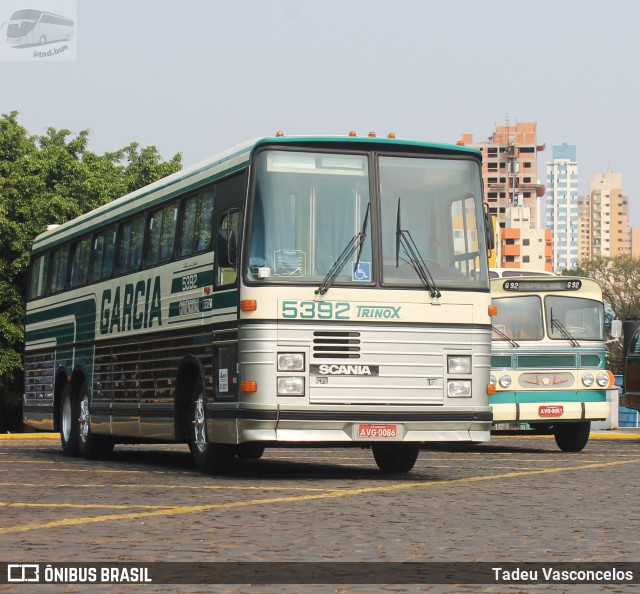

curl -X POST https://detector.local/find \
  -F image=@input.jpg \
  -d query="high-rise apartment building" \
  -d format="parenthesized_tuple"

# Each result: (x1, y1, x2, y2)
(545, 144, 579, 272)
(460, 120, 547, 271)
(578, 172, 631, 260)
(459, 121, 546, 230)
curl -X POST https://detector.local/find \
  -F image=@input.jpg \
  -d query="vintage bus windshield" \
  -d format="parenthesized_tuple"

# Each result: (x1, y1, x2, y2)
(247, 149, 488, 290)
(492, 294, 604, 342)
(545, 295, 604, 341)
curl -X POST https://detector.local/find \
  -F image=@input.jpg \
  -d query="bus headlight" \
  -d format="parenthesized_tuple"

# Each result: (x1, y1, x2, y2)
(277, 353, 305, 371)
(596, 372, 610, 387)
(490, 374, 497, 385)
(448, 355, 471, 374)
(499, 375, 512, 388)
(277, 376, 305, 396)
(582, 373, 595, 387)
(447, 380, 471, 397)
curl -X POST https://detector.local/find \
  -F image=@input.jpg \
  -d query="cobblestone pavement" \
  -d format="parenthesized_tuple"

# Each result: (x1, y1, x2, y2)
(0, 432, 639, 593)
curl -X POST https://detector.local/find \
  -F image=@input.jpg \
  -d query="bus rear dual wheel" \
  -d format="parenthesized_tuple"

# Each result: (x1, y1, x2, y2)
(60, 382, 114, 459)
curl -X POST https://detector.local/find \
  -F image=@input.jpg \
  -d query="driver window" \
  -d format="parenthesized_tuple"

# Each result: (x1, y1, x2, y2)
(217, 210, 240, 287)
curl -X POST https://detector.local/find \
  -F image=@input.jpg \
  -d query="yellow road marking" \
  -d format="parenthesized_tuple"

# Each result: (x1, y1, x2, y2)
(0, 481, 332, 492)
(0, 433, 58, 440)
(0, 458, 637, 535)
(0, 502, 174, 510)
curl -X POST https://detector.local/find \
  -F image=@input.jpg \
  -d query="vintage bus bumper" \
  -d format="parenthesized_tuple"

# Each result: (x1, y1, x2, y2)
(491, 392, 610, 423)
(214, 406, 493, 444)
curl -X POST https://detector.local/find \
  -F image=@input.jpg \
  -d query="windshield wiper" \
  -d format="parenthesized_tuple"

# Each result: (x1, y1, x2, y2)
(316, 203, 370, 296)
(395, 198, 441, 299)
(550, 307, 580, 348)
(492, 325, 520, 348)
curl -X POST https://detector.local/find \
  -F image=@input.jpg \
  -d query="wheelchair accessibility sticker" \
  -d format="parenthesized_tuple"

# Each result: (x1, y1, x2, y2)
(352, 262, 371, 282)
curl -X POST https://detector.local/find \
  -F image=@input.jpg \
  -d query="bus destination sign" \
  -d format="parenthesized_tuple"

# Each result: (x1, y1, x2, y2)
(503, 279, 582, 292)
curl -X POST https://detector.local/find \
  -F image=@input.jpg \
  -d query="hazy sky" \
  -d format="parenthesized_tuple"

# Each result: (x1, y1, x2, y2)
(2, 0, 640, 223)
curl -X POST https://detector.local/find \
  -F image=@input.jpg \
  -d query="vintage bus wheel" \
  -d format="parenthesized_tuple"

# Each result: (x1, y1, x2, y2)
(189, 381, 235, 474)
(237, 443, 265, 460)
(372, 443, 419, 473)
(553, 421, 590, 452)
(60, 386, 80, 457)
(78, 383, 114, 459)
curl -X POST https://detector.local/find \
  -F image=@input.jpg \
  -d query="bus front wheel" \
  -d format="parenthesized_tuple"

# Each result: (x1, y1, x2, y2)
(372, 443, 419, 473)
(78, 383, 114, 459)
(60, 385, 80, 457)
(553, 421, 590, 452)
(189, 380, 235, 474)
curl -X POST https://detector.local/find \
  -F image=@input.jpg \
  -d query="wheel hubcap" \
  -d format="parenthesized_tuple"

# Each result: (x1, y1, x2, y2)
(79, 395, 89, 443)
(192, 393, 207, 452)
(62, 396, 72, 441)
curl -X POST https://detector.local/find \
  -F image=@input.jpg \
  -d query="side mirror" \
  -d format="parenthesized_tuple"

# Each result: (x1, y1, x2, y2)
(216, 229, 237, 268)
(484, 204, 495, 251)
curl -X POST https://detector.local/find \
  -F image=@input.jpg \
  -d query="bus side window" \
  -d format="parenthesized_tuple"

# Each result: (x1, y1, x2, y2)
(115, 214, 145, 275)
(70, 237, 91, 288)
(47, 245, 69, 294)
(216, 210, 240, 287)
(147, 203, 177, 267)
(91, 226, 117, 282)
(178, 189, 215, 258)
(29, 253, 48, 300)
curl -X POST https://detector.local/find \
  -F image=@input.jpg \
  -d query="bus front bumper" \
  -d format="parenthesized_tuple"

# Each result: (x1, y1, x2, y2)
(491, 401, 610, 423)
(211, 407, 493, 444)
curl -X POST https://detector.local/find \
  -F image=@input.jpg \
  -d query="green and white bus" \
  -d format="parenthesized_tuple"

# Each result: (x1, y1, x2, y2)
(24, 133, 494, 473)
(490, 276, 614, 451)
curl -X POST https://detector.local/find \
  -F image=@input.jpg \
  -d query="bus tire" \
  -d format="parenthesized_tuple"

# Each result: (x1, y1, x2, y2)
(189, 380, 235, 474)
(60, 385, 80, 457)
(78, 382, 114, 459)
(372, 443, 419, 473)
(237, 443, 265, 460)
(553, 421, 590, 452)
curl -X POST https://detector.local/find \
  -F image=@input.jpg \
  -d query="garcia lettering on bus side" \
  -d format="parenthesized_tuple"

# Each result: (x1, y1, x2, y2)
(99, 277, 162, 335)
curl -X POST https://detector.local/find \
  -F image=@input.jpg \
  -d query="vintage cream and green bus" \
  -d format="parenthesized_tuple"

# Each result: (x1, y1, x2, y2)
(490, 276, 614, 451)
(24, 133, 494, 473)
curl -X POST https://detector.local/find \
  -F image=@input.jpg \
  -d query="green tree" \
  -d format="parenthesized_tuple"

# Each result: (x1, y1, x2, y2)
(0, 111, 182, 429)
(570, 255, 640, 373)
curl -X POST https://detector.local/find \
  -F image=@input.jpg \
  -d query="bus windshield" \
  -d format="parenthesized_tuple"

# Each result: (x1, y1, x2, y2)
(247, 149, 488, 289)
(247, 150, 372, 283)
(545, 295, 604, 341)
(7, 10, 40, 38)
(492, 295, 544, 341)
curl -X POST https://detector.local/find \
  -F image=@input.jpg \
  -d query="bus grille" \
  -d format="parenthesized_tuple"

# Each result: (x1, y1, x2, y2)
(312, 331, 361, 359)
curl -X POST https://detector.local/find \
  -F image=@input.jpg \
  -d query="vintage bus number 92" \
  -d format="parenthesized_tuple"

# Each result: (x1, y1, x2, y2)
(281, 300, 350, 320)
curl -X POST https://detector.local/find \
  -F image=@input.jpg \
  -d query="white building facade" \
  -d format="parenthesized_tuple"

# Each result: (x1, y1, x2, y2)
(545, 143, 579, 272)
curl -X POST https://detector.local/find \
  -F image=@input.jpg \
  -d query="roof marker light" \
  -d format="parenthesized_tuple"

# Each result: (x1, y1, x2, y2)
(275, 130, 285, 137)
(368, 131, 376, 137)
(348, 130, 357, 137)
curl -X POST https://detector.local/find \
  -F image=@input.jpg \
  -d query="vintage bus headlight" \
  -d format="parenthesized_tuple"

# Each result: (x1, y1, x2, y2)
(582, 373, 595, 387)
(447, 380, 471, 397)
(596, 372, 610, 387)
(498, 374, 512, 388)
(277, 353, 305, 371)
(448, 355, 471, 374)
(490, 374, 497, 385)
(277, 376, 305, 396)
